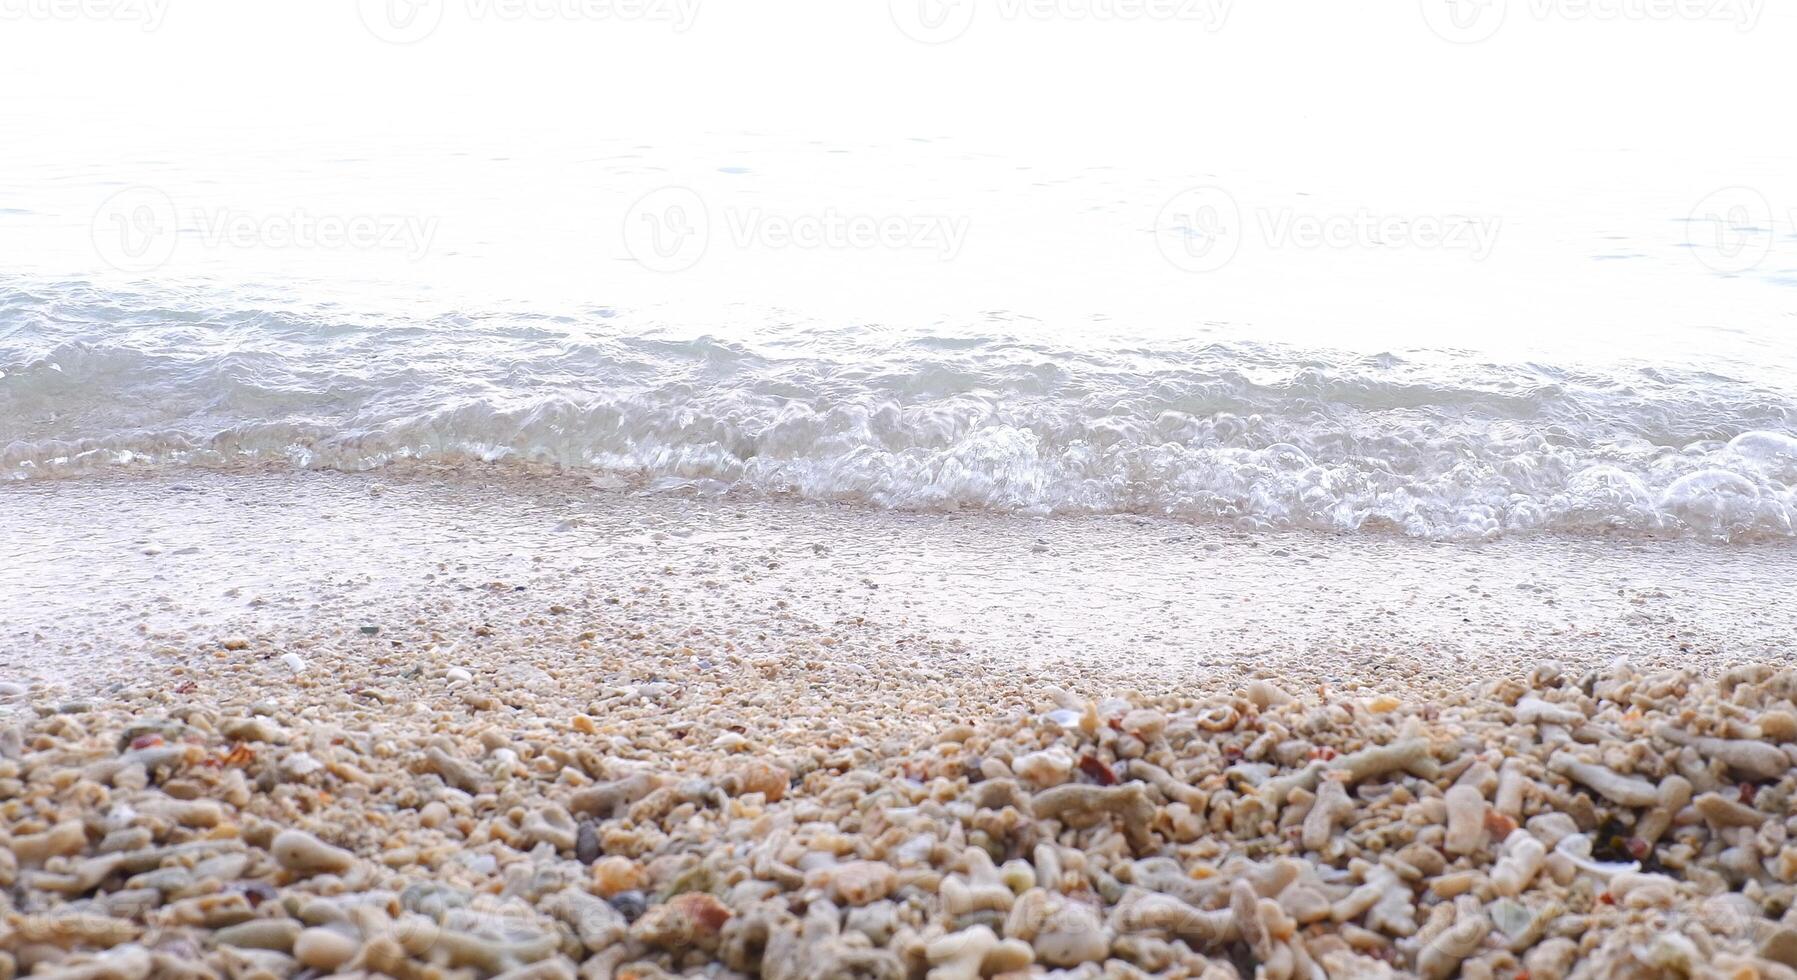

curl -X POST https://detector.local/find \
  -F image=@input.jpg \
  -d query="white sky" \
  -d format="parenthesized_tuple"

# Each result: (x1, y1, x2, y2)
(6, 0, 1793, 163)
(2, 0, 1794, 372)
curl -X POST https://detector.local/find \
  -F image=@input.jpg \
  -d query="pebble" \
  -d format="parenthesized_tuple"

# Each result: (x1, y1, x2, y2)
(731, 758, 789, 801)
(1762, 927, 1797, 970)
(1030, 900, 1109, 966)
(2, 638, 1794, 979)
(214, 918, 301, 952)
(293, 927, 359, 970)
(591, 856, 647, 897)
(1760, 709, 1797, 742)
(828, 860, 896, 905)
(575, 819, 600, 864)
(1013, 746, 1074, 788)
(634, 892, 731, 951)
(1443, 784, 1488, 855)
(270, 829, 355, 876)
(608, 890, 647, 923)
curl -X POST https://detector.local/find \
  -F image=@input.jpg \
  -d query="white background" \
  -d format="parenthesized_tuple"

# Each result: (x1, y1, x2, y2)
(2, 0, 1794, 371)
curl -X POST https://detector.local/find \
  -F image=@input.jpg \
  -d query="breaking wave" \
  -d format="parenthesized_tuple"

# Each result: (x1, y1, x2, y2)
(4, 280, 1796, 541)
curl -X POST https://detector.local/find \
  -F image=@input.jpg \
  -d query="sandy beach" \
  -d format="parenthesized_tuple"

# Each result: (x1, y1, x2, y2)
(6, 0, 1796, 974)
(3, 470, 1796, 977)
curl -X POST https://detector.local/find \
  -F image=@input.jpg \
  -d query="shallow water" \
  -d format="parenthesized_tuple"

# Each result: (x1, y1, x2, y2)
(3, 275, 1796, 539)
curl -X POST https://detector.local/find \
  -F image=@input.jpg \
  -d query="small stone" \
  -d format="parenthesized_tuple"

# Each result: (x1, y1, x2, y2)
(419, 801, 451, 828)
(985, 938, 1035, 973)
(1121, 709, 1166, 740)
(1759, 710, 1797, 742)
(1761, 927, 1797, 969)
(733, 759, 790, 802)
(830, 861, 896, 905)
(609, 890, 647, 923)
(927, 925, 1000, 980)
(280, 753, 323, 779)
(221, 637, 250, 651)
(1014, 747, 1075, 789)
(634, 892, 732, 951)
(1695, 792, 1765, 829)
(576, 820, 601, 864)
(270, 829, 355, 876)
(279, 653, 307, 674)
(1444, 785, 1489, 855)
(592, 856, 648, 897)
(12, 821, 87, 863)
(223, 717, 286, 743)
(294, 927, 359, 970)
(214, 918, 301, 952)
(1033, 902, 1109, 966)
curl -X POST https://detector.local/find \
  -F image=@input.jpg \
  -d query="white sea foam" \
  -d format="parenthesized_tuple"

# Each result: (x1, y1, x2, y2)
(2, 281, 1795, 541)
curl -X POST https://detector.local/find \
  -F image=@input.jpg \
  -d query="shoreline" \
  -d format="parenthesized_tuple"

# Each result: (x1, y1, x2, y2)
(7, 467, 1797, 697)
(2, 469, 1796, 976)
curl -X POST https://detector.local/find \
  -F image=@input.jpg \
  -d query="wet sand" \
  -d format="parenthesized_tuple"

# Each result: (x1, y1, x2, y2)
(6, 467, 1796, 696)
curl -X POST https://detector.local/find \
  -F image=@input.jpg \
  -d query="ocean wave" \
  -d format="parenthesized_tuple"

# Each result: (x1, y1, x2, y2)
(3, 280, 1796, 541)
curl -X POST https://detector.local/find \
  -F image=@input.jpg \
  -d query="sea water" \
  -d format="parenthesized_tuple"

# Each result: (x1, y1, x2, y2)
(3, 4, 1795, 541)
